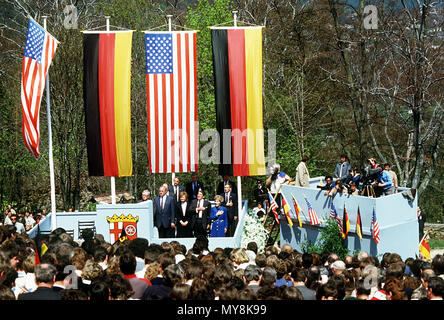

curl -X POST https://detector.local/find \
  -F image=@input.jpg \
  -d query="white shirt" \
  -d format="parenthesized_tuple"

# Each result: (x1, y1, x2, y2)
(196, 199, 203, 218)
(181, 202, 187, 216)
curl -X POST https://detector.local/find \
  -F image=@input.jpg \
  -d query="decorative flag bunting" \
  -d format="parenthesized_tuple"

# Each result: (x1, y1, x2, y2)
(329, 199, 343, 235)
(281, 195, 293, 227)
(291, 194, 303, 227)
(268, 192, 280, 224)
(21, 17, 58, 158)
(304, 195, 321, 225)
(211, 26, 266, 177)
(342, 203, 350, 239)
(83, 30, 134, 177)
(144, 31, 198, 173)
(419, 232, 431, 259)
(371, 206, 380, 244)
(356, 206, 363, 240)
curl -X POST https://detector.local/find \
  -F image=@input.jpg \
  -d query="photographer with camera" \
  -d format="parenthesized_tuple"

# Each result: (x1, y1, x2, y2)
(266, 164, 292, 211)
(361, 158, 380, 197)
(372, 164, 394, 197)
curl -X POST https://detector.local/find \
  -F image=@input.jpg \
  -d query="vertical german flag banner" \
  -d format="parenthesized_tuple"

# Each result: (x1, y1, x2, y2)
(281, 194, 293, 227)
(356, 206, 363, 240)
(211, 26, 266, 177)
(419, 232, 431, 259)
(83, 30, 133, 177)
(342, 203, 350, 239)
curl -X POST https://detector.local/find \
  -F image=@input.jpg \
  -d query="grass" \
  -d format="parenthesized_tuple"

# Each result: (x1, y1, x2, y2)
(430, 239, 444, 250)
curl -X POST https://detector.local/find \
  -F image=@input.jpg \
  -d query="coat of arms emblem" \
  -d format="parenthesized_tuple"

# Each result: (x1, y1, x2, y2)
(106, 214, 139, 243)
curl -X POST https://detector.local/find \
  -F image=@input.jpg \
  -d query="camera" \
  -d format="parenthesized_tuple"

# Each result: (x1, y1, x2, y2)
(271, 167, 279, 180)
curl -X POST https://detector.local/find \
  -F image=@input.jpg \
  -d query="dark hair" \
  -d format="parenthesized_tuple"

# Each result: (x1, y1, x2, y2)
(427, 277, 444, 298)
(169, 283, 190, 300)
(119, 250, 137, 275)
(432, 254, 444, 275)
(302, 155, 309, 162)
(302, 253, 313, 269)
(106, 273, 133, 300)
(93, 246, 108, 263)
(0, 285, 15, 300)
(61, 289, 88, 300)
(291, 268, 307, 283)
(281, 286, 303, 300)
(128, 238, 149, 259)
(316, 283, 338, 300)
(255, 253, 267, 268)
(89, 280, 109, 301)
(244, 264, 262, 282)
(246, 242, 258, 255)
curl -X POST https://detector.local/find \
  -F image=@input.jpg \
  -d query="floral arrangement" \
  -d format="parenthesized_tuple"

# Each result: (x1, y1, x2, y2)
(240, 209, 269, 253)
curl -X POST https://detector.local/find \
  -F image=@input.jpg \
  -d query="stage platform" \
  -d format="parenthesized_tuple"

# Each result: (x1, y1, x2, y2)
(279, 177, 419, 260)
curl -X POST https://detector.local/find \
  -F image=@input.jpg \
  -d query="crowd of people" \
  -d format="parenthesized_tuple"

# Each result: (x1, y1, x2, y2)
(0, 225, 443, 301)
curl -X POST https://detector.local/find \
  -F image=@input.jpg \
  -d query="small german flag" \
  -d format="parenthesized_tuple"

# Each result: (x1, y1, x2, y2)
(356, 206, 363, 240)
(342, 203, 350, 239)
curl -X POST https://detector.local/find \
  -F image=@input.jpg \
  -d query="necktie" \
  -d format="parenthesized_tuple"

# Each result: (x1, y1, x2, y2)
(225, 193, 228, 203)
(160, 197, 164, 210)
(176, 186, 179, 202)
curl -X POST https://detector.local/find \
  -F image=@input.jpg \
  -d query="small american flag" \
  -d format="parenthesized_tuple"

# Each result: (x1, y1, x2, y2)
(268, 192, 279, 224)
(304, 196, 321, 225)
(330, 200, 343, 234)
(372, 206, 380, 244)
(145, 31, 198, 173)
(21, 18, 58, 158)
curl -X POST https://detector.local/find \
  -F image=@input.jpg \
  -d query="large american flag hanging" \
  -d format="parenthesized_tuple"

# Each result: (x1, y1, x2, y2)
(21, 18, 58, 158)
(144, 31, 198, 173)
(372, 206, 380, 244)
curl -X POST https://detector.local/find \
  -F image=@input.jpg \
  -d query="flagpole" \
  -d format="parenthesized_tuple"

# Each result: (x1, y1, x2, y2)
(166, 15, 176, 187)
(104, 16, 117, 205)
(42, 16, 57, 231)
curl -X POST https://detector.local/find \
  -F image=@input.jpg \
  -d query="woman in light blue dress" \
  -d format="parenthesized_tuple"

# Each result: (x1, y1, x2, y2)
(210, 195, 227, 237)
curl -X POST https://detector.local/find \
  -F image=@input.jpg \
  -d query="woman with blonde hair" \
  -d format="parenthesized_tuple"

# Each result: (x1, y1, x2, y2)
(230, 248, 250, 270)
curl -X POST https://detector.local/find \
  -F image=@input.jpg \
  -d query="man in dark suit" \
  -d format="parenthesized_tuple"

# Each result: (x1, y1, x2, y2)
(216, 175, 237, 196)
(168, 176, 185, 203)
(190, 190, 211, 237)
(18, 263, 62, 300)
(221, 184, 238, 237)
(153, 185, 176, 238)
(185, 173, 205, 203)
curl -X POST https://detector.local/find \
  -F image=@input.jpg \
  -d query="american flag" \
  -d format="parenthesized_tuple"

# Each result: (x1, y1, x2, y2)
(372, 206, 380, 244)
(304, 196, 321, 225)
(21, 18, 58, 158)
(268, 192, 279, 224)
(330, 200, 343, 234)
(145, 31, 198, 173)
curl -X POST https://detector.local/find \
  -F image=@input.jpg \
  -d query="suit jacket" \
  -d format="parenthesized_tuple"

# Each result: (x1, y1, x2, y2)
(185, 180, 205, 202)
(221, 192, 238, 220)
(190, 199, 211, 229)
(18, 286, 62, 300)
(175, 201, 193, 223)
(168, 184, 185, 203)
(216, 180, 237, 196)
(153, 195, 176, 229)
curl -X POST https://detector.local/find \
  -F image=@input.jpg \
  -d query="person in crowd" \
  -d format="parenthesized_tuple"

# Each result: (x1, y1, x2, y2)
(252, 180, 267, 209)
(318, 175, 335, 194)
(334, 154, 351, 182)
(9, 214, 25, 234)
(295, 155, 310, 188)
(426, 277, 444, 300)
(374, 164, 394, 196)
(417, 206, 426, 242)
(217, 175, 237, 196)
(210, 195, 228, 237)
(153, 185, 176, 238)
(175, 192, 193, 238)
(266, 164, 291, 212)
(119, 250, 151, 299)
(221, 183, 238, 237)
(18, 263, 61, 300)
(24, 210, 36, 231)
(185, 173, 205, 203)
(327, 179, 348, 197)
(384, 163, 399, 193)
(291, 268, 316, 300)
(253, 202, 266, 222)
(348, 182, 359, 196)
(243, 264, 262, 293)
(138, 190, 151, 203)
(120, 192, 134, 204)
(169, 177, 185, 204)
(190, 190, 211, 238)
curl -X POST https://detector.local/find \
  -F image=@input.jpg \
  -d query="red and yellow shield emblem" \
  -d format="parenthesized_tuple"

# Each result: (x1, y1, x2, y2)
(106, 214, 139, 243)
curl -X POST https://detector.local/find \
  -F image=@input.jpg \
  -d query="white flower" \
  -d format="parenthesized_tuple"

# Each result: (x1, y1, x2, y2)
(241, 210, 270, 253)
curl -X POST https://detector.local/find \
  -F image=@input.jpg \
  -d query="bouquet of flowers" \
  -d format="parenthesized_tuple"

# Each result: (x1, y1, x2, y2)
(241, 209, 269, 253)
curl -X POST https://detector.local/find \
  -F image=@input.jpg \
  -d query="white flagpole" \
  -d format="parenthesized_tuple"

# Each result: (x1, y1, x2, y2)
(167, 15, 176, 187)
(42, 16, 57, 231)
(104, 16, 117, 205)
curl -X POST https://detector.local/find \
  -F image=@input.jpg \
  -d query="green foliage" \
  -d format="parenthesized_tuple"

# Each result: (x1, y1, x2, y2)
(301, 219, 349, 258)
